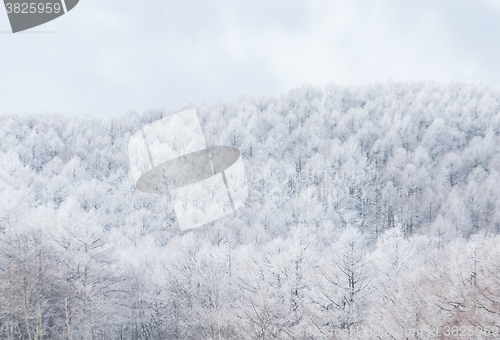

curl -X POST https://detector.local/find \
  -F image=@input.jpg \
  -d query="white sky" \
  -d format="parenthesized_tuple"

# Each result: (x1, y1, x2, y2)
(1, 0, 500, 120)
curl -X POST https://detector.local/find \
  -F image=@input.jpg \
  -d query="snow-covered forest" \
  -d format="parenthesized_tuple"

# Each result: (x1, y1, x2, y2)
(1, 80, 500, 339)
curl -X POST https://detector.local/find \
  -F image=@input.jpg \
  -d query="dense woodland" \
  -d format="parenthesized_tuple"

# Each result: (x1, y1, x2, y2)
(1, 80, 500, 339)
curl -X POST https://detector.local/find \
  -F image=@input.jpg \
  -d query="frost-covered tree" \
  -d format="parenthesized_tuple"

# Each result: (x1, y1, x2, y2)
(309, 227, 371, 331)
(0, 80, 500, 338)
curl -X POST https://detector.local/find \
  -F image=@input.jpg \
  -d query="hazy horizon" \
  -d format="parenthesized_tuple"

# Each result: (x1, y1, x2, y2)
(1, 0, 500, 119)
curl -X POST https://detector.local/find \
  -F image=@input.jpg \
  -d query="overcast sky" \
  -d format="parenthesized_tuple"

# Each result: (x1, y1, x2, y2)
(1, 0, 500, 120)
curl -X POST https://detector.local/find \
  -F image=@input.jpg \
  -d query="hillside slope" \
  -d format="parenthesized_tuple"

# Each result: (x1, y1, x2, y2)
(1, 80, 499, 339)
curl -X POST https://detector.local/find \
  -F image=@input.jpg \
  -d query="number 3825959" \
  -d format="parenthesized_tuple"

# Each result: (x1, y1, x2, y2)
(5, 3, 62, 14)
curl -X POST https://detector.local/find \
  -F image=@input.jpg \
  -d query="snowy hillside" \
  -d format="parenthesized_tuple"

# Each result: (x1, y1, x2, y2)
(1, 80, 500, 339)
